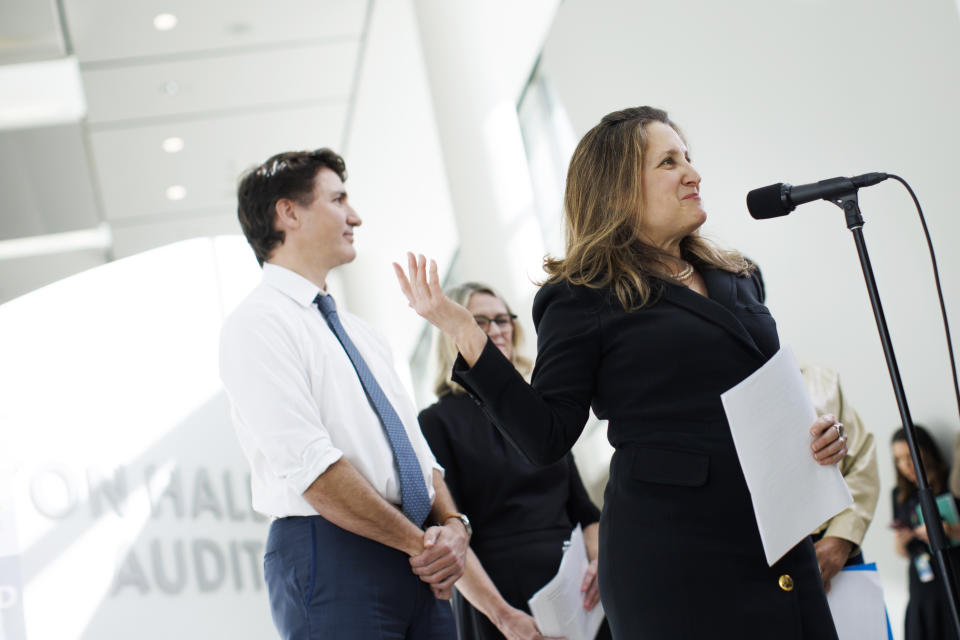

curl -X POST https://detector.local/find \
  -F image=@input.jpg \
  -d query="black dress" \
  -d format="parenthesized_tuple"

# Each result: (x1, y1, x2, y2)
(892, 487, 960, 640)
(451, 270, 840, 639)
(419, 392, 606, 640)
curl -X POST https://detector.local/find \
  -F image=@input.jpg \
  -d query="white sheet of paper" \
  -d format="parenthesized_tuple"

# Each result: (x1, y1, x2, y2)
(528, 524, 605, 640)
(720, 344, 852, 565)
(827, 565, 890, 640)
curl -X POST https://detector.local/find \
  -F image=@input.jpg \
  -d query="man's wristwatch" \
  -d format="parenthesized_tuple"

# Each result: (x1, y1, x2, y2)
(440, 512, 472, 537)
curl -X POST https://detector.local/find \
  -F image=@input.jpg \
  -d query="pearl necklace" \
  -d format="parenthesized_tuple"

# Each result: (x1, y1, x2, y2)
(673, 262, 694, 281)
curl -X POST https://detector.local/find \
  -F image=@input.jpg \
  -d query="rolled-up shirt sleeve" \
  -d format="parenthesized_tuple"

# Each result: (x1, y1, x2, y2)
(804, 363, 879, 547)
(220, 307, 342, 496)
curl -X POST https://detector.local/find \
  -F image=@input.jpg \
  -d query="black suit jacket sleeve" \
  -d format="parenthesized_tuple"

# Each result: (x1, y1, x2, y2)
(453, 283, 604, 466)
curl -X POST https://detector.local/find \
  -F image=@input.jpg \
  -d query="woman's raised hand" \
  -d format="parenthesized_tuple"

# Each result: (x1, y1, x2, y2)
(393, 252, 469, 333)
(393, 253, 488, 365)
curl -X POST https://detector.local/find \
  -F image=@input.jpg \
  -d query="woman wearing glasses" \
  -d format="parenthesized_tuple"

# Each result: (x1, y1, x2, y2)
(418, 282, 608, 640)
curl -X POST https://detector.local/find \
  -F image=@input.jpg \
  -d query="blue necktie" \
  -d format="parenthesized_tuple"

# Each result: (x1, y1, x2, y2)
(315, 294, 432, 526)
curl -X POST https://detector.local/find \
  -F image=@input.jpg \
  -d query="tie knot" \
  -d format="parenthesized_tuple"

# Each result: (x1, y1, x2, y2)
(314, 293, 337, 318)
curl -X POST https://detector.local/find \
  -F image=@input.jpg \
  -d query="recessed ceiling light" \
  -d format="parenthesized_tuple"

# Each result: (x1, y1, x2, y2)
(165, 185, 187, 201)
(153, 13, 178, 31)
(160, 80, 180, 96)
(161, 137, 184, 153)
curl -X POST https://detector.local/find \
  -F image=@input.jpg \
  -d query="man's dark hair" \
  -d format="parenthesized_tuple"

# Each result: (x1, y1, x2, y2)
(236, 148, 347, 266)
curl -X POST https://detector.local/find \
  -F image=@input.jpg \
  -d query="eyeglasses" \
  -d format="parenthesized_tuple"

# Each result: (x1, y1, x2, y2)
(473, 314, 516, 332)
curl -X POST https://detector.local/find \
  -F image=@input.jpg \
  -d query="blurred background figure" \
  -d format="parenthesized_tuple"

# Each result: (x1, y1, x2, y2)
(803, 362, 880, 592)
(419, 281, 609, 640)
(890, 425, 960, 640)
(950, 434, 960, 500)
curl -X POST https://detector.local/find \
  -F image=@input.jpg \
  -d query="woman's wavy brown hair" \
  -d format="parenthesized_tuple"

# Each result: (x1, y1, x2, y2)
(543, 106, 751, 310)
(433, 282, 532, 397)
(892, 425, 948, 504)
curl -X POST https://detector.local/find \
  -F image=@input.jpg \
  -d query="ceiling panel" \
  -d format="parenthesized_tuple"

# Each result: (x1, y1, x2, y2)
(81, 40, 358, 125)
(0, 124, 101, 241)
(88, 102, 347, 220)
(0, 0, 65, 64)
(62, 0, 366, 63)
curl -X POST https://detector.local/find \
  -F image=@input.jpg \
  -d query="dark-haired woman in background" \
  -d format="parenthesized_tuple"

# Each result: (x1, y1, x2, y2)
(420, 281, 608, 640)
(891, 426, 960, 640)
(395, 106, 847, 638)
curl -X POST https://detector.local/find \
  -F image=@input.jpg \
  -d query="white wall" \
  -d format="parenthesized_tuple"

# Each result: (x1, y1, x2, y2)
(340, 0, 458, 368)
(540, 1, 960, 636)
(0, 238, 272, 639)
(342, 0, 561, 397)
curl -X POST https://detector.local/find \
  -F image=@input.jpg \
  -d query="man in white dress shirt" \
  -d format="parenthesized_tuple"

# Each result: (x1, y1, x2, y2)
(219, 149, 467, 639)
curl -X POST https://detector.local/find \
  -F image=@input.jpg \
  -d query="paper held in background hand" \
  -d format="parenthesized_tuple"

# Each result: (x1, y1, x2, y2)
(720, 344, 853, 565)
(826, 563, 893, 640)
(528, 524, 605, 640)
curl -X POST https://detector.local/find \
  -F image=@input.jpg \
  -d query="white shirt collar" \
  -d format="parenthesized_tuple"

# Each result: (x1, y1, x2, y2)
(262, 263, 327, 308)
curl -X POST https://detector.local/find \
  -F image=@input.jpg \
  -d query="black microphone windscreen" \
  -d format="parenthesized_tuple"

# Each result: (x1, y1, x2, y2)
(746, 183, 790, 219)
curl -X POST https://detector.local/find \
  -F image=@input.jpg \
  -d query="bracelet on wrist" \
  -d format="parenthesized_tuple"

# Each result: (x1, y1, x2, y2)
(439, 511, 472, 537)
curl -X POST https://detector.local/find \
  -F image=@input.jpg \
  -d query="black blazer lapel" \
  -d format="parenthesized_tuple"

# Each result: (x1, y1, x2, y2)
(660, 274, 767, 363)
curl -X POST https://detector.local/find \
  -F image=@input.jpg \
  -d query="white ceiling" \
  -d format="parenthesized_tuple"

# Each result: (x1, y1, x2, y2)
(0, 0, 370, 302)
(0, 0, 65, 65)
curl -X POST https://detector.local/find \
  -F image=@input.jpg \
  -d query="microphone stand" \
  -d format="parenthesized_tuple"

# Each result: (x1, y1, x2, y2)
(830, 191, 960, 636)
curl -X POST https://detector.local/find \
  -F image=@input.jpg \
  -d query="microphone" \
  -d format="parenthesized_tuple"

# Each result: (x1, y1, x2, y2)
(747, 172, 888, 219)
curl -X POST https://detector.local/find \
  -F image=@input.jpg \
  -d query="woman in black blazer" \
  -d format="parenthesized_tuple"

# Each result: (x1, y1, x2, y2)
(394, 106, 848, 639)
(419, 281, 606, 640)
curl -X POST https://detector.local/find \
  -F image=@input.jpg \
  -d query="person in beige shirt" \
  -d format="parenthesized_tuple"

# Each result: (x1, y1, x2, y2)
(804, 362, 880, 592)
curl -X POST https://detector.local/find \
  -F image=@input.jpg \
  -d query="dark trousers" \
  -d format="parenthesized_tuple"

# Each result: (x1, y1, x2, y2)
(264, 515, 455, 640)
